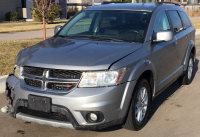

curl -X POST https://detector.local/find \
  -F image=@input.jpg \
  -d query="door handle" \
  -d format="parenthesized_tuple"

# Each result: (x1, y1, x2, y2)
(185, 35, 190, 38)
(172, 42, 177, 46)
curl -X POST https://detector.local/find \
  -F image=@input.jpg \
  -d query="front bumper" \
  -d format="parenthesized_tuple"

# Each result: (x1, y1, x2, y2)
(5, 74, 137, 130)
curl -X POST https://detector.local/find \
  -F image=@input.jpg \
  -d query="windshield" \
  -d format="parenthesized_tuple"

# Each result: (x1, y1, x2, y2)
(58, 10, 152, 43)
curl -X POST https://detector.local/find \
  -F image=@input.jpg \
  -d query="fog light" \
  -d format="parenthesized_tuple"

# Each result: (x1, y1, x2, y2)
(81, 111, 104, 123)
(90, 113, 97, 121)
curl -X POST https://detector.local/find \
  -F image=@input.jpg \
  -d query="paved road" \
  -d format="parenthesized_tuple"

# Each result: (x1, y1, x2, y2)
(0, 29, 54, 42)
(0, 35, 200, 137)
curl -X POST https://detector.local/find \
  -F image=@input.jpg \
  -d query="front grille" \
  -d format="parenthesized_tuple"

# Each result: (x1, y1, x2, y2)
(47, 83, 76, 90)
(24, 78, 42, 88)
(21, 66, 81, 93)
(49, 69, 82, 79)
(18, 107, 69, 122)
(23, 66, 44, 76)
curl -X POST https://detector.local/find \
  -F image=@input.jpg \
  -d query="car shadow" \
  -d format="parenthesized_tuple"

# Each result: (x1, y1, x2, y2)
(97, 59, 199, 132)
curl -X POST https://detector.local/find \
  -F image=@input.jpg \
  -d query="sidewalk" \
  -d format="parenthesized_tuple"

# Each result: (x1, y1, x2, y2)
(0, 29, 54, 42)
(190, 16, 200, 20)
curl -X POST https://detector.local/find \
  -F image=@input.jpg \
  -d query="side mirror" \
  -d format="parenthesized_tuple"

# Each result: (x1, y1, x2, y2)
(153, 30, 173, 43)
(54, 25, 62, 35)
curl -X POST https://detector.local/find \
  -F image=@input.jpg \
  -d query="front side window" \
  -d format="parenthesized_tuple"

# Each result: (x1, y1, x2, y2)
(58, 10, 152, 43)
(168, 10, 183, 33)
(153, 11, 170, 39)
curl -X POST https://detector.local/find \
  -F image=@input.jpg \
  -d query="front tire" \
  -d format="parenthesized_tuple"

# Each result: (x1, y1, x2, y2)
(123, 78, 151, 131)
(179, 53, 194, 85)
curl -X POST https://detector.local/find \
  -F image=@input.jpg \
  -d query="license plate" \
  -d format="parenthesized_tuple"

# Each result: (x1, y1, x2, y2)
(28, 95, 51, 113)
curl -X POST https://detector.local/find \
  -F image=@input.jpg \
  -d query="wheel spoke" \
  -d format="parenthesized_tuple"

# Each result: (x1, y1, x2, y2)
(141, 107, 146, 113)
(142, 93, 147, 103)
(137, 109, 141, 121)
(135, 107, 140, 115)
(139, 109, 142, 121)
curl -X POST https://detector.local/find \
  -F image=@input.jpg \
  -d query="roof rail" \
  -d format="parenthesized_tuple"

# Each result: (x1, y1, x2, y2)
(101, 1, 127, 4)
(156, 2, 180, 6)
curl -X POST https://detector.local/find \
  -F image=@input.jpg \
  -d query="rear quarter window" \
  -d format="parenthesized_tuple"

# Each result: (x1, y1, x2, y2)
(178, 11, 191, 28)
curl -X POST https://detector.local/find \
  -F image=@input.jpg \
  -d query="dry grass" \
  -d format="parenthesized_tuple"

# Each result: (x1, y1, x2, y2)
(186, 9, 200, 17)
(191, 19, 200, 29)
(0, 38, 45, 76)
(0, 20, 68, 33)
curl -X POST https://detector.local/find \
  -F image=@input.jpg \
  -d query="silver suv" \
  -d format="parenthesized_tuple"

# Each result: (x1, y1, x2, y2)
(5, 2, 196, 131)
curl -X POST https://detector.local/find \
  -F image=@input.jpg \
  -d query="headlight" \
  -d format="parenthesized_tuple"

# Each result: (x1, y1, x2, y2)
(13, 65, 21, 79)
(78, 68, 126, 88)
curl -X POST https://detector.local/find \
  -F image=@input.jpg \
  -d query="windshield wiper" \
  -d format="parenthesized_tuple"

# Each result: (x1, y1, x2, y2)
(56, 35, 75, 39)
(89, 36, 125, 42)
(57, 35, 130, 42)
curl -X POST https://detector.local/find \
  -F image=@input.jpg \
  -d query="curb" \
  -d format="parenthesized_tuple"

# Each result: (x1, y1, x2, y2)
(0, 75, 8, 94)
(196, 29, 200, 35)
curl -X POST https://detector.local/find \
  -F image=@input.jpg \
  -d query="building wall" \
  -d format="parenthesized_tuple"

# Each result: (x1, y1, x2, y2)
(0, 0, 21, 21)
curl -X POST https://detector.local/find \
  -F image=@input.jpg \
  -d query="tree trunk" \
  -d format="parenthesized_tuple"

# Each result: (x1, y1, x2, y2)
(43, 17, 46, 40)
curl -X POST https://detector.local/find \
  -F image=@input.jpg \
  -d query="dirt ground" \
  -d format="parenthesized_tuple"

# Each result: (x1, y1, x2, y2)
(0, 35, 200, 137)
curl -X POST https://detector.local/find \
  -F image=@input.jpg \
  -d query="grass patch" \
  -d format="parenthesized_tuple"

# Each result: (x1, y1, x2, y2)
(0, 38, 45, 76)
(0, 20, 68, 33)
(191, 19, 200, 29)
(186, 10, 200, 17)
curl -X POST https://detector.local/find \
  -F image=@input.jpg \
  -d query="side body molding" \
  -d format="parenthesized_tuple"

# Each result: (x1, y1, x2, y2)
(183, 40, 195, 71)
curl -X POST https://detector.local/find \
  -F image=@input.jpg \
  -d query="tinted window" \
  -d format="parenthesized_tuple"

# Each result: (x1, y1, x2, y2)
(58, 10, 152, 43)
(168, 11, 183, 33)
(153, 11, 170, 39)
(178, 11, 191, 28)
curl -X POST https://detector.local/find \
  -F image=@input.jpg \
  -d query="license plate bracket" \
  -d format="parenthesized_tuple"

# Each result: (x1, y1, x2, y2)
(28, 95, 51, 113)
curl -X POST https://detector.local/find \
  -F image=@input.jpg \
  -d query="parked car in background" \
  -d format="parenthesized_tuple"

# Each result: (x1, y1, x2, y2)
(5, 2, 196, 131)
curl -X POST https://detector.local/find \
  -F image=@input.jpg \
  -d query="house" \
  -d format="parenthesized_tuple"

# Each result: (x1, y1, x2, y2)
(0, 0, 67, 21)
(0, 0, 21, 21)
(0, 0, 199, 21)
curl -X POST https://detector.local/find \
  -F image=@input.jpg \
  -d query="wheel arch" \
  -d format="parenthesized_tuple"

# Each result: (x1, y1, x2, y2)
(127, 60, 157, 99)
(183, 40, 196, 71)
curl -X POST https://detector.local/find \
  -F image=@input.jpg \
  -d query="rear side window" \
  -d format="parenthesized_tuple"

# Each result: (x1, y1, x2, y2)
(178, 11, 191, 28)
(168, 11, 183, 33)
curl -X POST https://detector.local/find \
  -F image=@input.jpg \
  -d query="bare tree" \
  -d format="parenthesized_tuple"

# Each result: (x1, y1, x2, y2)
(32, 0, 56, 40)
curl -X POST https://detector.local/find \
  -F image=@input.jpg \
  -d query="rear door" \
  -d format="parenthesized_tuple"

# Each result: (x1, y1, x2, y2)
(167, 10, 186, 69)
(177, 11, 193, 62)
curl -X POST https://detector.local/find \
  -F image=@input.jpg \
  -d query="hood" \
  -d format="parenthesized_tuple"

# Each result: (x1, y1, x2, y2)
(16, 37, 142, 70)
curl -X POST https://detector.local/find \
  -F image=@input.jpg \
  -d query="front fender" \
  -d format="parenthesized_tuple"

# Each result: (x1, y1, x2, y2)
(118, 60, 157, 118)
(127, 60, 157, 96)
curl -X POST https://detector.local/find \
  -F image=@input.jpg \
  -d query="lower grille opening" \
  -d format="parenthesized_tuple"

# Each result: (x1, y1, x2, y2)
(24, 78, 42, 88)
(47, 83, 76, 90)
(18, 107, 69, 122)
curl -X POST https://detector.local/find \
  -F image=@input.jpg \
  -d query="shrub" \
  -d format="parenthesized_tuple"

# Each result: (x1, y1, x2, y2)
(30, 1, 62, 23)
(5, 12, 20, 21)
(67, 7, 79, 19)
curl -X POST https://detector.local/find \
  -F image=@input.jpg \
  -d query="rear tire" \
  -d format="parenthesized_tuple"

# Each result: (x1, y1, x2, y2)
(179, 53, 194, 85)
(123, 78, 151, 131)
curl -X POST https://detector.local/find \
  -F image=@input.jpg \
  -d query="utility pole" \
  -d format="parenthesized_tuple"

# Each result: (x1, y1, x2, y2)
(91, 0, 94, 6)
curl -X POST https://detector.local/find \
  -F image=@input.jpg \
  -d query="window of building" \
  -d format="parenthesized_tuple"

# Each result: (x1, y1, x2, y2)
(21, 0, 26, 8)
